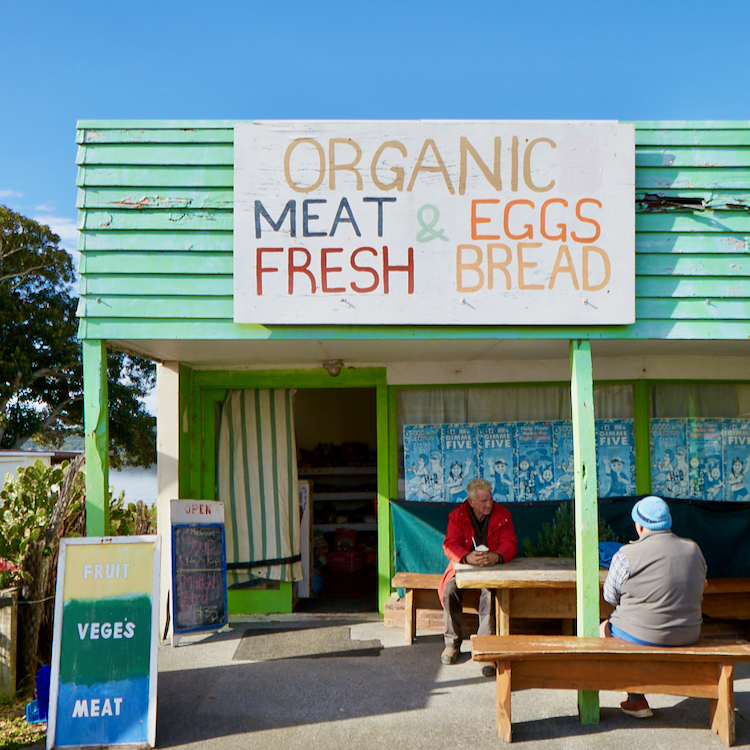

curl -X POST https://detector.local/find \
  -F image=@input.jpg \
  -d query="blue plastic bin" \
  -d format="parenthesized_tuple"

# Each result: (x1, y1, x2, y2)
(26, 665, 50, 724)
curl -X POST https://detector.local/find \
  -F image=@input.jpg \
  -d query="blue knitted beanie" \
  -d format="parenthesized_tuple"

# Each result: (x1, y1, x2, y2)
(631, 496, 672, 531)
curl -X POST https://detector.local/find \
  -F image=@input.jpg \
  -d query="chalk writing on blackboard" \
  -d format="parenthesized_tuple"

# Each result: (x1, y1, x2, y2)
(172, 524, 227, 634)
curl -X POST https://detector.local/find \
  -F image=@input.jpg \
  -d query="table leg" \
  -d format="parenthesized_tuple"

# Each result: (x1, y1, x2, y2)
(495, 588, 510, 636)
(404, 589, 415, 645)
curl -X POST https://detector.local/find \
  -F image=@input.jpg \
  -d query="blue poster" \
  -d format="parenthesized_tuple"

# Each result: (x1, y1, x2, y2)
(552, 421, 575, 500)
(443, 424, 478, 502)
(650, 419, 688, 498)
(723, 419, 750, 502)
(687, 419, 723, 500)
(596, 420, 635, 498)
(515, 422, 555, 501)
(477, 423, 515, 502)
(403, 425, 444, 501)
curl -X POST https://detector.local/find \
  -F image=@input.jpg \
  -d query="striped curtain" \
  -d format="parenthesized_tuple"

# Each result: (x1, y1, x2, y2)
(217, 389, 302, 584)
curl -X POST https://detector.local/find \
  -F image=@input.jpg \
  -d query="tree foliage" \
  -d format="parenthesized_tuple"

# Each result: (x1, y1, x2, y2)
(0, 205, 156, 467)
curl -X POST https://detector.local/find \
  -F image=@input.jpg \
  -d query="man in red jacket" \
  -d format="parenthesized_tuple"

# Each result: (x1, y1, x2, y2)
(439, 478, 518, 675)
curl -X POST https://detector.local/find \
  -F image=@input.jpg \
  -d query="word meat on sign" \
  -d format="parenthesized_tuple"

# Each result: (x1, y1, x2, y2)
(234, 120, 635, 326)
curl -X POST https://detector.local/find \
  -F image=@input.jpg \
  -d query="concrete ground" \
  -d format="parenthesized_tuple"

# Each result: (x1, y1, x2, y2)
(152, 616, 750, 750)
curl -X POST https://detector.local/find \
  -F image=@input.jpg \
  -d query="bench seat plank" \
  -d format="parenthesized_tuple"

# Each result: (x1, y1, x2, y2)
(472, 635, 750, 661)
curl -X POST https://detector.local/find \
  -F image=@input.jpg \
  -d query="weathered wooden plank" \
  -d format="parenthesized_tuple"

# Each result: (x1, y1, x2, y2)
(80, 274, 232, 297)
(78, 295, 233, 319)
(636, 147, 750, 168)
(78, 208, 750, 234)
(78, 119, 238, 129)
(78, 128, 234, 145)
(634, 121, 750, 130)
(78, 209, 232, 232)
(77, 165, 233, 188)
(76, 317, 750, 341)
(636, 277, 750, 298)
(80, 251, 232, 275)
(636, 190, 750, 208)
(79, 230, 233, 252)
(636, 167, 750, 190)
(636, 130, 750, 147)
(636, 298, 750, 320)
(77, 187, 233, 210)
(76, 228, 746, 255)
(635, 233, 748, 254)
(636, 213, 750, 233)
(77, 144, 234, 166)
(636, 254, 750, 276)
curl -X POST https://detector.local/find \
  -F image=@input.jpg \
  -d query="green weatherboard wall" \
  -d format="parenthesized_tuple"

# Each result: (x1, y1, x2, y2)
(76, 121, 750, 342)
(75, 121, 750, 617)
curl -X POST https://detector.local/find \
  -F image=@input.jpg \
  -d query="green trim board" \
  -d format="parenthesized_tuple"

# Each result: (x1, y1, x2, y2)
(83, 340, 110, 536)
(228, 584, 293, 615)
(376, 384, 391, 613)
(569, 341, 600, 723)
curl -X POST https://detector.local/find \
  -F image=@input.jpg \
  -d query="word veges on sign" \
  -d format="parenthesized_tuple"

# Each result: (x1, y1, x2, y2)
(234, 120, 635, 326)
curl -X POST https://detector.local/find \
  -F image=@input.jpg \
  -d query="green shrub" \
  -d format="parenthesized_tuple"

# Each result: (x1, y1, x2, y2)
(0, 460, 84, 588)
(523, 500, 623, 558)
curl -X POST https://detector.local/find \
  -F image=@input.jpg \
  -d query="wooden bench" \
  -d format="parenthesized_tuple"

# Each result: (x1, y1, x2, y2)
(471, 634, 750, 746)
(392, 572, 481, 645)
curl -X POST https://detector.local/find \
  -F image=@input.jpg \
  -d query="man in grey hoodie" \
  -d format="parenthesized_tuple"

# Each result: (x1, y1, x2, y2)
(600, 495, 707, 718)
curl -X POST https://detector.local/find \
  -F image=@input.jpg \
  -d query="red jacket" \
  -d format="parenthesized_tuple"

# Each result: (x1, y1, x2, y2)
(439, 500, 518, 605)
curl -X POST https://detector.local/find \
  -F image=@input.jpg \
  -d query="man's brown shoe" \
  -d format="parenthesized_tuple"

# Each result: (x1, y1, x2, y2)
(440, 646, 459, 665)
(620, 696, 653, 718)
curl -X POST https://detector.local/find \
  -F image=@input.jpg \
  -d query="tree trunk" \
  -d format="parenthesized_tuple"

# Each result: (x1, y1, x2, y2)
(16, 455, 84, 689)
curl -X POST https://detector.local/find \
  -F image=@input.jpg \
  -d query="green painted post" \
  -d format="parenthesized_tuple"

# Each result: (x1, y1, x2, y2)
(376, 383, 391, 616)
(633, 381, 651, 494)
(569, 340, 600, 724)
(83, 340, 109, 536)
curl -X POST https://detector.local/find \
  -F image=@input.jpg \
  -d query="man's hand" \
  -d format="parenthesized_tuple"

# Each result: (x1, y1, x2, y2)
(465, 550, 501, 567)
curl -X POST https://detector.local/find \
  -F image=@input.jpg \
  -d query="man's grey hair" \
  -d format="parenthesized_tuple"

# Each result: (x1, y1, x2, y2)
(466, 477, 492, 498)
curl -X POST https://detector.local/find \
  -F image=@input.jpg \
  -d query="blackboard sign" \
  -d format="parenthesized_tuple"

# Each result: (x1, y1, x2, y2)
(171, 524, 228, 634)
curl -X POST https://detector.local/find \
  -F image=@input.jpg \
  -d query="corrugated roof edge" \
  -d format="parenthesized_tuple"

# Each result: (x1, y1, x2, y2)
(76, 120, 246, 129)
(75, 120, 750, 130)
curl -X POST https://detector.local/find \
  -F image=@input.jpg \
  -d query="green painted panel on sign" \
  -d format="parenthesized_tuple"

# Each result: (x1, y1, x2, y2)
(59, 596, 152, 685)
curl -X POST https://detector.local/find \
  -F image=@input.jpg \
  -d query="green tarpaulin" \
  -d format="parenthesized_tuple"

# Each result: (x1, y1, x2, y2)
(391, 497, 750, 580)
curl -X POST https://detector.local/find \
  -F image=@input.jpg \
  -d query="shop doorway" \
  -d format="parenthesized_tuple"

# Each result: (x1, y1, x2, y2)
(294, 388, 378, 613)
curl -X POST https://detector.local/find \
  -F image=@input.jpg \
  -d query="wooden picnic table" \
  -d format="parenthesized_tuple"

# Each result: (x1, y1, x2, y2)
(455, 556, 750, 636)
(455, 557, 610, 636)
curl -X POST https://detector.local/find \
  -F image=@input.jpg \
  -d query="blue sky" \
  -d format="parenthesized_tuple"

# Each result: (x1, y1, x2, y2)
(1, 0, 748, 255)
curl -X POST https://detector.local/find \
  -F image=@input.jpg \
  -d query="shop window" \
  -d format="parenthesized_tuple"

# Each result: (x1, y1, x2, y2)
(650, 384, 750, 502)
(397, 384, 633, 502)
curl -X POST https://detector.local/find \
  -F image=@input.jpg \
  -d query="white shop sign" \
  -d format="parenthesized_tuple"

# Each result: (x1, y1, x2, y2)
(234, 120, 634, 325)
